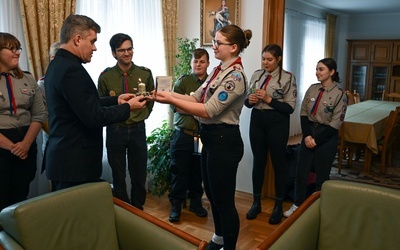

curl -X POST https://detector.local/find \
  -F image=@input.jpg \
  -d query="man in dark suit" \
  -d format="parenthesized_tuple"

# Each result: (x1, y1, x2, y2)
(44, 14, 147, 191)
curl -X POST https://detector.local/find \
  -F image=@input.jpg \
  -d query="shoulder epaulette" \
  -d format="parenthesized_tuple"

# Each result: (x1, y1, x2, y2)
(138, 66, 151, 72)
(284, 70, 293, 75)
(23, 71, 32, 75)
(255, 69, 264, 72)
(177, 74, 186, 81)
(100, 67, 112, 75)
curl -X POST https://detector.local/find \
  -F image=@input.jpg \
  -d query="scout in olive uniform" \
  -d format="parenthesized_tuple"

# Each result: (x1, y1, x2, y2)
(245, 44, 297, 225)
(168, 48, 210, 222)
(284, 58, 347, 218)
(98, 33, 154, 210)
(0, 32, 47, 211)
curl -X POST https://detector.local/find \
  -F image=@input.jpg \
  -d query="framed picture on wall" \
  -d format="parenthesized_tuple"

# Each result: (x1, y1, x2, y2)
(200, 0, 240, 46)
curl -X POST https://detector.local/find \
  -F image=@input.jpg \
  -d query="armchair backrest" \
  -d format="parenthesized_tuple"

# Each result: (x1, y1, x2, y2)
(0, 182, 119, 250)
(318, 180, 400, 249)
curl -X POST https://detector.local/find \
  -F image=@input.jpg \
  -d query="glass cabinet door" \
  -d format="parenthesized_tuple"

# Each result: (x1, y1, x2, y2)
(370, 65, 389, 100)
(350, 64, 367, 101)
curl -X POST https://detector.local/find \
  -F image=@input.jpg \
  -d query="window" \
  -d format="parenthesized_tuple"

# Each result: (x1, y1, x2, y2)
(283, 9, 326, 136)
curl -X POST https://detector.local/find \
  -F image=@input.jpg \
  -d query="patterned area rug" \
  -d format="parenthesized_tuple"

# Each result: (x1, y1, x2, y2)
(330, 157, 400, 190)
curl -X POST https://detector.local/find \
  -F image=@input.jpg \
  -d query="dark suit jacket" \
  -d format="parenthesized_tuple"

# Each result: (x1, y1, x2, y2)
(44, 49, 131, 182)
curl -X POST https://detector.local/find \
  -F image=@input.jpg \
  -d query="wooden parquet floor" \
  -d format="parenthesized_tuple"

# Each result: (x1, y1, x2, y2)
(143, 192, 292, 250)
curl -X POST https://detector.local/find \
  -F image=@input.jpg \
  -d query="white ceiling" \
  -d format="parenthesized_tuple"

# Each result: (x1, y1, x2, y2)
(298, 0, 400, 14)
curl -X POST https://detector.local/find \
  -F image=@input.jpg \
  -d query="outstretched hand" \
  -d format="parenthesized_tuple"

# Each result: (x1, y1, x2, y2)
(152, 90, 172, 104)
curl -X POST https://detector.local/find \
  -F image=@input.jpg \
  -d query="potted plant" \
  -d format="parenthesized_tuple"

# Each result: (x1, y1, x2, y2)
(146, 120, 173, 196)
(146, 37, 199, 196)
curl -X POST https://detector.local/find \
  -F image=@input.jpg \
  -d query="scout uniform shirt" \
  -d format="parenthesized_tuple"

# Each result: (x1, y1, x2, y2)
(247, 67, 297, 111)
(301, 82, 347, 130)
(97, 63, 154, 124)
(0, 72, 47, 129)
(192, 57, 247, 125)
(171, 73, 207, 132)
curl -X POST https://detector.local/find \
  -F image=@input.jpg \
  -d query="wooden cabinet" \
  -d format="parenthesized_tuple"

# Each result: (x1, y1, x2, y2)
(347, 40, 400, 100)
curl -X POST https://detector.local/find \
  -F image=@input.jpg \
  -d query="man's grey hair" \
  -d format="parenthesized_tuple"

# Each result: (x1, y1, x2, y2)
(60, 14, 101, 44)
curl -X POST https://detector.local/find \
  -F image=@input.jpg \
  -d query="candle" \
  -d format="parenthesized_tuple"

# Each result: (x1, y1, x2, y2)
(138, 78, 146, 93)
(139, 82, 146, 93)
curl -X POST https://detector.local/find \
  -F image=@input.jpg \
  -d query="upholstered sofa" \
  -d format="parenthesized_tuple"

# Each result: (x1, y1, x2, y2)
(0, 182, 207, 250)
(257, 180, 400, 250)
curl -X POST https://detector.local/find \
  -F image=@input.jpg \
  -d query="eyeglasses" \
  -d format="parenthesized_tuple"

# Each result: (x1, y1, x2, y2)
(2, 47, 22, 54)
(116, 47, 133, 54)
(212, 39, 233, 49)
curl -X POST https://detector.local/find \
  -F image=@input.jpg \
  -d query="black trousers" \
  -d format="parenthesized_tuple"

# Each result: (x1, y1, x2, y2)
(200, 124, 243, 250)
(0, 126, 37, 211)
(106, 123, 148, 210)
(168, 130, 203, 202)
(294, 123, 338, 206)
(249, 109, 290, 200)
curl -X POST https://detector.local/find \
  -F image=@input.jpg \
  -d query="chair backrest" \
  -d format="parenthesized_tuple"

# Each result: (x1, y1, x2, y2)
(318, 180, 400, 250)
(353, 90, 360, 103)
(382, 89, 400, 101)
(381, 109, 400, 149)
(345, 91, 355, 105)
(0, 182, 119, 250)
(318, 180, 400, 249)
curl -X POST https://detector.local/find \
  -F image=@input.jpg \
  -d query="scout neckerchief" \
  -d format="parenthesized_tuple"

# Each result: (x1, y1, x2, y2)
(260, 74, 272, 90)
(310, 87, 325, 116)
(200, 57, 243, 103)
(123, 72, 129, 93)
(1, 72, 17, 115)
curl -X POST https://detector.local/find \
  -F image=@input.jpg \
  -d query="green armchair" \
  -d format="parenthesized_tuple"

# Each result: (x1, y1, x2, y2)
(257, 180, 400, 250)
(0, 182, 207, 250)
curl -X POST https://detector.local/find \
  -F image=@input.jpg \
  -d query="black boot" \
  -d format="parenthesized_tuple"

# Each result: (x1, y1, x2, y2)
(246, 202, 261, 220)
(169, 199, 182, 222)
(189, 198, 208, 217)
(269, 200, 283, 225)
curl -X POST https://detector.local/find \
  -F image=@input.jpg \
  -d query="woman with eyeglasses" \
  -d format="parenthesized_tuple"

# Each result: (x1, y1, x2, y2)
(154, 24, 252, 250)
(0, 32, 47, 211)
(244, 44, 297, 225)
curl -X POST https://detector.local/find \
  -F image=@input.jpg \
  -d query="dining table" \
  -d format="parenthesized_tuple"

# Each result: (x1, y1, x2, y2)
(342, 100, 400, 172)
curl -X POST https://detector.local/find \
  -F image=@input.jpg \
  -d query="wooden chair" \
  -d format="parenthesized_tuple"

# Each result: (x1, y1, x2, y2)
(382, 90, 400, 101)
(372, 109, 400, 173)
(345, 91, 355, 105)
(337, 124, 362, 174)
(353, 90, 360, 103)
(345, 90, 360, 105)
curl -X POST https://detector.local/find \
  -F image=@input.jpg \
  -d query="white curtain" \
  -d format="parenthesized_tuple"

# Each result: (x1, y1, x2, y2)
(0, 0, 29, 72)
(76, 0, 168, 135)
(283, 9, 326, 136)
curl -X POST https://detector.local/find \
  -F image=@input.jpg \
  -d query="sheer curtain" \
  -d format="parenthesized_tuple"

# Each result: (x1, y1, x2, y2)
(76, 0, 168, 135)
(0, 0, 29, 71)
(283, 9, 326, 136)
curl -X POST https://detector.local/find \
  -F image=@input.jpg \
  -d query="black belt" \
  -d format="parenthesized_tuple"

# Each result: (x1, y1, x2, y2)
(254, 108, 275, 112)
(310, 122, 327, 127)
(175, 126, 200, 137)
(119, 121, 144, 128)
(200, 123, 238, 130)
